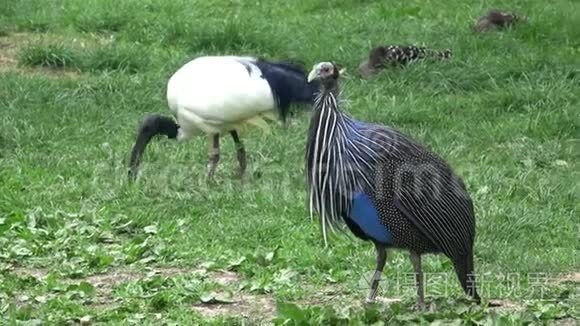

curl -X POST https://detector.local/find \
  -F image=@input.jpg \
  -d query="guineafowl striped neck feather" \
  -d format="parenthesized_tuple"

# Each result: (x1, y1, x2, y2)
(306, 82, 382, 245)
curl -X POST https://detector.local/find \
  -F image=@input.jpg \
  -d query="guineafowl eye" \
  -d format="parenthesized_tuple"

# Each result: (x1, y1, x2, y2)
(320, 66, 333, 78)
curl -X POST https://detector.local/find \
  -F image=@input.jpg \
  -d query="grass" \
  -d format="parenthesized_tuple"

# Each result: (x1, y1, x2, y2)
(17, 42, 149, 73)
(18, 43, 82, 68)
(0, 0, 578, 324)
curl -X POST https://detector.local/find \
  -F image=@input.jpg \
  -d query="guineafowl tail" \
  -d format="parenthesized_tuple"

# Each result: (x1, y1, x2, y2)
(425, 48, 452, 60)
(452, 252, 481, 304)
(128, 114, 179, 182)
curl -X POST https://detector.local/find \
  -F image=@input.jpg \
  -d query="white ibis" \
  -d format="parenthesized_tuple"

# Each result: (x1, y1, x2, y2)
(128, 55, 318, 181)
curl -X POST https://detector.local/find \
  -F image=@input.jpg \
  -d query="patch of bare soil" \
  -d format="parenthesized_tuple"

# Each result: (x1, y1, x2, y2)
(207, 270, 240, 286)
(0, 33, 31, 72)
(0, 34, 19, 70)
(10, 265, 240, 284)
(554, 318, 577, 326)
(148, 267, 191, 278)
(296, 286, 359, 306)
(0, 31, 110, 78)
(10, 266, 49, 280)
(192, 293, 276, 321)
(84, 269, 142, 297)
(487, 299, 526, 311)
(85, 268, 247, 312)
(0, 32, 79, 78)
(81, 271, 140, 309)
(555, 272, 579, 284)
(9, 265, 243, 310)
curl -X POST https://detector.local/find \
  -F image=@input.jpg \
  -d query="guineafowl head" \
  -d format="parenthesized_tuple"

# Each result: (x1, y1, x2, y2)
(307, 62, 341, 90)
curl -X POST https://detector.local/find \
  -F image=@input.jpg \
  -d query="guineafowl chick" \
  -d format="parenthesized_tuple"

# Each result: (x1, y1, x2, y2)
(474, 9, 523, 32)
(359, 45, 452, 78)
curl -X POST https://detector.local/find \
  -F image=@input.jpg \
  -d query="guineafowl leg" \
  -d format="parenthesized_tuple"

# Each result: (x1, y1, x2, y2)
(366, 242, 387, 303)
(229, 130, 246, 178)
(410, 252, 425, 310)
(207, 134, 220, 179)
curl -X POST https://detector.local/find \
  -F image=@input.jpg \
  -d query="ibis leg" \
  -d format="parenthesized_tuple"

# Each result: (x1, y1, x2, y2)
(229, 130, 246, 179)
(410, 252, 425, 310)
(366, 242, 387, 303)
(207, 134, 220, 179)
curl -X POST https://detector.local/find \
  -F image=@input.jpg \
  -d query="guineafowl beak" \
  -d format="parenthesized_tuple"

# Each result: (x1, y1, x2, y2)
(307, 68, 319, 83)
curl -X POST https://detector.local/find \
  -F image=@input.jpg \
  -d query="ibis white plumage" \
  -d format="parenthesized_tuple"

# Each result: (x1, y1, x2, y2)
(128, 55, 318, 181)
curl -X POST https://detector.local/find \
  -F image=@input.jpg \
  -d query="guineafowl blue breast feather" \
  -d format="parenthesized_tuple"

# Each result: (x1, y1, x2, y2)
(128, 55, 319, 181)
(305, 62, 480, 309)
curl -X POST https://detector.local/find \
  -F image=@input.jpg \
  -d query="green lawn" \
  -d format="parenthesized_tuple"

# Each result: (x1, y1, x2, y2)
(0, 0, 578, 324)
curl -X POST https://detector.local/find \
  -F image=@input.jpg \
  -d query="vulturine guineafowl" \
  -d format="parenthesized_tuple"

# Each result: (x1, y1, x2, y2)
(305, 62, 480, 309)
(359, 45, 452, 78)
(128, 55, 319, 181)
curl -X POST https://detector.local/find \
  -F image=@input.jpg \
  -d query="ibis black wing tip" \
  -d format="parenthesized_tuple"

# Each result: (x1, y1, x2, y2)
(127, 114, 179, 183)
